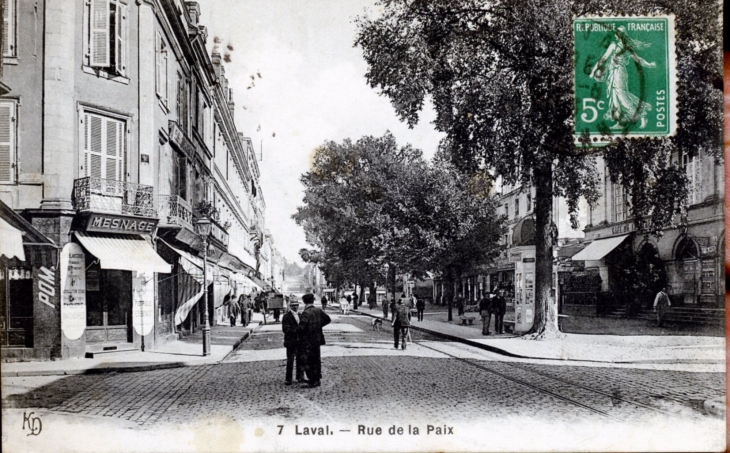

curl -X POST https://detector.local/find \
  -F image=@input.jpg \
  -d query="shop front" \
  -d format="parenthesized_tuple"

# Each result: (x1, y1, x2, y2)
(55, 209, 171, 357)
(0, 201, 59, 361)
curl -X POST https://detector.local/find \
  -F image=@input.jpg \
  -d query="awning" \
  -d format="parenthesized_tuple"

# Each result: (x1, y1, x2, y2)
(571, 235, 629, 261)
(0, 217, 26, 261)
(159, 238, 218, 281)
(76, 232, 172, 273)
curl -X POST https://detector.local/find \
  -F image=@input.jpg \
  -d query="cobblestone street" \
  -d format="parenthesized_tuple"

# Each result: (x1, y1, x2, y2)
(2, 313, 724, 451)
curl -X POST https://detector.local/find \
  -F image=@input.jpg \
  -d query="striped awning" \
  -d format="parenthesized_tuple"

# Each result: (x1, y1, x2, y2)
(75, 232, 172, 273)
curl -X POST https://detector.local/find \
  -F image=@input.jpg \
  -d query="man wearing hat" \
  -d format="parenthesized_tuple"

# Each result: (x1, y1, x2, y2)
(282, 298, 304, 385)
(296, 293, 331, 387)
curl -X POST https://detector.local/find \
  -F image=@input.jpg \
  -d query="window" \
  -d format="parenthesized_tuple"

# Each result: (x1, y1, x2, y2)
(81, 111, 125, 180)
(514, 198, 520, 217)
(2, 0, 16, 57)
(504, 203, 509, 219)
(176, 73, 189, 133)
(611, 182, 628, 223)
(86, 0, 127, 76)
(682, 151, 702, 204)
(0, 99, 16, 184)
(526, 192, 532, 212)
(155, 32, 168, 104)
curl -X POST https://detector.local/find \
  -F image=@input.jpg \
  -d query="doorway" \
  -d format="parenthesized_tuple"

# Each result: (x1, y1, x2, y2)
(85, 266, 132, 345)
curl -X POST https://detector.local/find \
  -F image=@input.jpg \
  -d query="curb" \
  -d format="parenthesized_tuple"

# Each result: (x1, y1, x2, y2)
(351, 310, 722, 366)
(1, 322, 262, 378)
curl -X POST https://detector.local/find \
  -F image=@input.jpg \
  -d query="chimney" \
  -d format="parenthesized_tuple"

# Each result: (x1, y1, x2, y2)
(185, 2, 200, 27)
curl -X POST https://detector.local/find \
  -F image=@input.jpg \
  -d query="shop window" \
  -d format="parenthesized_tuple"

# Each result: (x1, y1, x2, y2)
(0, 267, 34, 347)
(682, 151, 702, 205)
(81, 110, 126, 181)
(155, 31, 168, 105)
(85, 0, 127, 77)
(0, 99, 17, 184)
(2, 0, 16, 57)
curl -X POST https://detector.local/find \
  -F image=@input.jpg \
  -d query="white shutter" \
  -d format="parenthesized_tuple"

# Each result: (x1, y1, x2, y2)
(693, 153, 702, 203)
(115, 3, 126, 75)
(90, 0, 110, 67)
(0, 101, 15, 184)
(85, 114, 104, 178)
(2, 0, 14, 57)
(103, 117, 124, 181)
(162, 42, 168, 103)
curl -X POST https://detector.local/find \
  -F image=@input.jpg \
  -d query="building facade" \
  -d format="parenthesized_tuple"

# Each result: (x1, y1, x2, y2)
(0, 0, 271, 361)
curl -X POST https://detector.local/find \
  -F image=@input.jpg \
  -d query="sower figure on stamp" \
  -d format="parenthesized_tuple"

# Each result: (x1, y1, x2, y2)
(653, 286, 670, 327)
(282, 299, 304, 385)
(296, 293, 331, 388)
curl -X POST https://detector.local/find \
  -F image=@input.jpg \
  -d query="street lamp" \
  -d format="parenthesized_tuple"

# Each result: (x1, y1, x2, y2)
(196, 217, 213, 356)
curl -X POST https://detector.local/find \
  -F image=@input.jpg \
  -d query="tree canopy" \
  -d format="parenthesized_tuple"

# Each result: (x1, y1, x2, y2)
(293, 132, 503, 291)
(355, 0, 722, 337)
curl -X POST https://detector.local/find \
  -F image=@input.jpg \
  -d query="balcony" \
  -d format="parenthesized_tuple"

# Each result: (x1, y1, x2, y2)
(73, 177, 156, 218)
(158, 195, 194, 230)
(210, 218, 229, 249)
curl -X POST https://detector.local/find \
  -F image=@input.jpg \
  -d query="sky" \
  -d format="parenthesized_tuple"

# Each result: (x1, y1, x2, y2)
(199, 0, 445, 265)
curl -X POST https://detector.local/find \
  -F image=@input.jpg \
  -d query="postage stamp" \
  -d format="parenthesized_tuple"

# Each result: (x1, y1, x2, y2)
(573, 15, 677, 146)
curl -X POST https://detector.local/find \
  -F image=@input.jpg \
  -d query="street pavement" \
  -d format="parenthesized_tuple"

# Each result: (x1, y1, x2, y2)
(1, 310, 725, 452)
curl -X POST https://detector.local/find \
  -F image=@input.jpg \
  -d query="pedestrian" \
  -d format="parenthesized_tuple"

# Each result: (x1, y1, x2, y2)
(653, 286, 671, 327)
(224, 294, 238, 327)
(389, 297, 397, 321)
(493, 290, 507, 334)
(238, 293, 247, 326)
(247, 296, 254, 326)
(415, 296, 425, 322)
(261, 293, 269, 325)
(352, 292, 359, 310)
(282, 300, 304, 385)
(296, 293, 331, 388)
(321, 294, 328, 311)
(479, 294, 492, 335)
(382, 296, 390, 319)
(391, 297, 411, 350)
(339, 295, 350, 315)
(368, 292, 376, 310)
(346, 293, 352, 308)
(456, 294, 465, 316)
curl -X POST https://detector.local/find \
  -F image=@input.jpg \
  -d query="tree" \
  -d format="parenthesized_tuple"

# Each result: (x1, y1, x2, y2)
(294, 133, 503, 307)
(356, 0, 721, 338)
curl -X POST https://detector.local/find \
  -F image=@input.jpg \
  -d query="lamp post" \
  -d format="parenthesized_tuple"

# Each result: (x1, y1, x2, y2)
(196, 218, 212, 356)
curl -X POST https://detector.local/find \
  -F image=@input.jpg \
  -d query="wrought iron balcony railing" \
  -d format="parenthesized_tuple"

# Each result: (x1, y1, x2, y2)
(158, 195, 194, 230)
(73, 177, 156, 218)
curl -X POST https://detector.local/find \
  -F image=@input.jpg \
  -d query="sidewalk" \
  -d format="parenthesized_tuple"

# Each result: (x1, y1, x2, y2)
(1, 314, 267, 377)
(353, 307, 726, 365)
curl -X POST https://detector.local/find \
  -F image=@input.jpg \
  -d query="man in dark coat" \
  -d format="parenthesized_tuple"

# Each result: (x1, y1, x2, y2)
(296, 293, 331, 387)
(392, 298, 411, 349)
(479, 294, 493, 335)
(282, 300, 304, 385)
(320, 294, 328, 311)
(493, 290, 507, 334)
(352, 292, 359, 310)
(415, 297, 425, 322)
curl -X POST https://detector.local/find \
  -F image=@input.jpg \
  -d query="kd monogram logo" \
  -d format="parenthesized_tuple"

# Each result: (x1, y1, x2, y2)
(22, 411, 42, 436)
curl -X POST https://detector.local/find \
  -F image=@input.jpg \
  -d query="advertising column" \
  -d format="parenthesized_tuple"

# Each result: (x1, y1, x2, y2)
(60, 243, 86, 357)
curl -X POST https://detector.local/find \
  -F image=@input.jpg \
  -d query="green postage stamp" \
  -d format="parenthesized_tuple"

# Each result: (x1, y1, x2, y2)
(573, 16, 676, 146)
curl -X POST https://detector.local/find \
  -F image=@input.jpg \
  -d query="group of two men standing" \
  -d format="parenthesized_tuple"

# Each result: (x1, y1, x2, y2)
(479, 290, 507, 335)
(282, 293, 331, 388)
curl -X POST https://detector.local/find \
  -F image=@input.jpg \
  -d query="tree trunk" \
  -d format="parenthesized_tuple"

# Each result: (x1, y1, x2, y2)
(354, 280, 359, 310)
(525, 161, 561, 340)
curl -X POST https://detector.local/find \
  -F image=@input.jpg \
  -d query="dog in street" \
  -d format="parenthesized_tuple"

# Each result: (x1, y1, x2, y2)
(371, 318, 383, 331)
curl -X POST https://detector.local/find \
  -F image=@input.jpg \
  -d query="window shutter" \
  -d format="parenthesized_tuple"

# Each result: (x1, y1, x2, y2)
(115, 3, 126, 75)
(2, 0, 14, 57)
(162, 43, 168, 103)
(694, 154, 702, 203)
(0, 101, 15, 184)
(85, 114, 104, 178)
(155, 33, 161, 97)
(90, 0, 110, 67)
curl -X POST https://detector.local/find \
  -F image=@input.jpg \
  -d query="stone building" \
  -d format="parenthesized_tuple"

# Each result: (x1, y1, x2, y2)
(0, 0, 271, 360)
